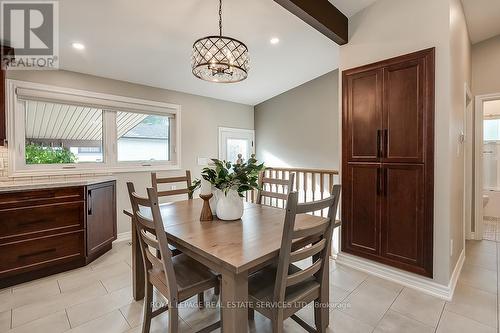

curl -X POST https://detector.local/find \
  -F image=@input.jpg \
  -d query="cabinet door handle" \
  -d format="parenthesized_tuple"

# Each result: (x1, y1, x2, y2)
(384, 168, 388, 196)
(377, 130, 382, 158)
(384, 129, 388, 158)
(88, 190, 93, 215)
(377, 168, 382, 195)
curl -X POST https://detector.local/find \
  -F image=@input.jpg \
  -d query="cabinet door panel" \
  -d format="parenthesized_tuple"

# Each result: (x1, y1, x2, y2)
(342, 164, 380, 255)
(86, 182, 116, 259)
(343, 70, 382, 162)
(381, 164, 425, 267)
(383, 59, 425, 163)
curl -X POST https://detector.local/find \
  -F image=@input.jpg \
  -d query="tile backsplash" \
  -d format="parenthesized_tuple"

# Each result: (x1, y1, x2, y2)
(0, 146, 111, 183)
(0, 146, 8, 180)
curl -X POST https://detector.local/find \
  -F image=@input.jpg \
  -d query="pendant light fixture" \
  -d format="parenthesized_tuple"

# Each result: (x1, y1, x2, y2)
(191, 0, 249, 83)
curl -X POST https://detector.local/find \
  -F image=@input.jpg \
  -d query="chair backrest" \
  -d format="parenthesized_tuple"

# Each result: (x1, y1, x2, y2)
(151, 170, 193, 199)
(127, 182, 178, 299)
(273, 185, 341, 303)
(257, 172, 295, 206)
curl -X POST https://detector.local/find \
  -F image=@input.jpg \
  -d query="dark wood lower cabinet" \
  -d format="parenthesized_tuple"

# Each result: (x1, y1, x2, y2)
(343, 163, 380, 256)
(86, 182, 117, 263)
(342, 164, 431, 277)
(0, 181, 117, 287)
(380, 164, 430, 276)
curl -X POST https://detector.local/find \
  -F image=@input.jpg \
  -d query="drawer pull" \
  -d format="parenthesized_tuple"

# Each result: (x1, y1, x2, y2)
(88, 190, 93, 215)
(19, 248, 57, 259)
(18, 219, 50, 227)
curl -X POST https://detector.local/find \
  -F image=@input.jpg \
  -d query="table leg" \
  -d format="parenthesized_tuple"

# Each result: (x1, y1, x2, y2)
(131, 216, 145, 300)
(221, 271, 249, 333)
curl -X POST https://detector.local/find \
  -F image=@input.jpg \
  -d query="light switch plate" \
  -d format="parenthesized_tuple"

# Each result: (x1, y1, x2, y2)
(197, 157, 209, 166)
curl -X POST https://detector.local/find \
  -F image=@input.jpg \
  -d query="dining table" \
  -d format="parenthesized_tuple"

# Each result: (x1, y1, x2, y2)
(123, 198, 330, 333)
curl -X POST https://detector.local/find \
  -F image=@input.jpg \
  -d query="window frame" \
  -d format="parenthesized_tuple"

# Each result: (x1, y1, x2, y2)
(6, 80, 181, 176)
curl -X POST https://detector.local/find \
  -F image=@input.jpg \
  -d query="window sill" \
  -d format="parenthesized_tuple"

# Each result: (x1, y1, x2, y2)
(8, 163, 181, 178)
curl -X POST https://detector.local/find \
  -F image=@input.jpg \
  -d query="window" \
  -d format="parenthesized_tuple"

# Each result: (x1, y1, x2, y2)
(117, 112, 170, 162)
(8, 80, 181, 175)
(24, 100, 104, 164)
(484, 118, 500, 142)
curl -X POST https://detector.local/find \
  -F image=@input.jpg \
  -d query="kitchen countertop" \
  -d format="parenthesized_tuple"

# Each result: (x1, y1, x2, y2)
(0, 176, 117, 193)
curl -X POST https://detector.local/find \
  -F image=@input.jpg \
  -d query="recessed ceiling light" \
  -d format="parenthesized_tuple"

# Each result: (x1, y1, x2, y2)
(72, 42, 85, 50)
(270, 37, 280, 45)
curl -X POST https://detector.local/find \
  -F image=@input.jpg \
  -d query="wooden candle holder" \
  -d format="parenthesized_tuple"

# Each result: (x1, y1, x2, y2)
(199, 193, 214, 221)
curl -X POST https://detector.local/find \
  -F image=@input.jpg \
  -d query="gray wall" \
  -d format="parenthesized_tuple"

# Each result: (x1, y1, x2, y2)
(472, 35, 500, 96)
(254, 70, 339, 170)
(5, 70, 254, 234)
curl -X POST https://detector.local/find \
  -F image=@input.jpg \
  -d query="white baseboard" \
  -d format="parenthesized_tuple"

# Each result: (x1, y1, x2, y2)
(336, 250, 465, 301)
(114, 231, 132, 244)
(448, 248, 465, 299)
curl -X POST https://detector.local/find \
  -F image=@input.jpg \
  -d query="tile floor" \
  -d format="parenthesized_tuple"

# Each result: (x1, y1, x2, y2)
(0, 240, 498, 333)
(483, 217, 500, 241)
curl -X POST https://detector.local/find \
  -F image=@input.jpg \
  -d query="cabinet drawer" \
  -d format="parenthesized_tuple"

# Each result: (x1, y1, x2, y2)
(0, 187, 84, 210)
(0, 231, 84, 277)
(0, 202, 84, 240)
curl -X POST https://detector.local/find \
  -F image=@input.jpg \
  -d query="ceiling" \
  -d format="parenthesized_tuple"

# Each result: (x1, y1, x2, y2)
(328, 0, 377, 18)
(57, 0, 377, 106)
(57, 0, 341, 106)
(461, 0, 500, 44)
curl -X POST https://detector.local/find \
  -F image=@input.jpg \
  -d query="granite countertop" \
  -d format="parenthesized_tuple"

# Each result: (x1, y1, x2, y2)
(0, 176, 117, 193)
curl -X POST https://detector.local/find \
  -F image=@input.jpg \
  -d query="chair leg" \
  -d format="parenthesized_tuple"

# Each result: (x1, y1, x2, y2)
(248, 307, 254, 320)
(272, 312, 284, 333)
(314, 298, 328, 333)
(168, 304, 179, 333)
(198, 292, 205, 308)
(142, 282, 153, 333)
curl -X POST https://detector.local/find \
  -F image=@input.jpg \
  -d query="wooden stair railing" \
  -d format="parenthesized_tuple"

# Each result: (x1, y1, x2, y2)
(245, 167, 339, 217)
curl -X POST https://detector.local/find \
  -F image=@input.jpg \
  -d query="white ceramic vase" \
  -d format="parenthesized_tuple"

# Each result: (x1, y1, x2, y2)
(209, 187, 221, 215)
(216, 189, 244, 221)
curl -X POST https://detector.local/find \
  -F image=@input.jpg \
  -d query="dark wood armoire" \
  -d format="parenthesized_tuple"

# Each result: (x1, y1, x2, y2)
(341, 48, 435, 277)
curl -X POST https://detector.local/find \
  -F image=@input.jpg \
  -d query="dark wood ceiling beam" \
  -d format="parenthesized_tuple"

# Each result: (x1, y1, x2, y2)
(274, 0, 348, 45)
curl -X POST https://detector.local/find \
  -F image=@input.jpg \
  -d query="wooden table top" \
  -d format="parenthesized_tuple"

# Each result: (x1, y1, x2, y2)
(124, 199, 327, 274)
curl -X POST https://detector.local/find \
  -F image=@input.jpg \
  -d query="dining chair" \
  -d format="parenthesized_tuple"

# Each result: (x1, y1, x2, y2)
(150, 171, 192, 257)
(127, 183, 221, 333)
(151, 170, 193, 200)
(151, 170, 212, 303)
(248, 185, 341, 333)
(256, 172, 295, 206)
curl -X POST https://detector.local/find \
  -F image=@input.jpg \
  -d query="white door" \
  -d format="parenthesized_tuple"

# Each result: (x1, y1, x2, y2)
(218, 127, 255, 163)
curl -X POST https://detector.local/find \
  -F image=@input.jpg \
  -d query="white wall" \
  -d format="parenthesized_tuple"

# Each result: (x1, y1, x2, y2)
(448, 0, 471, 273)
(338, 0, 470, 285)
(254, 70, 339, 170)
(2, 70, 254, 234)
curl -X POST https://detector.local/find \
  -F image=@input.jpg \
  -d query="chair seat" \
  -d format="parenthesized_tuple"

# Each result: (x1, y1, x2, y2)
(248, 263, 320, 318)
(149, 253, 218, 302)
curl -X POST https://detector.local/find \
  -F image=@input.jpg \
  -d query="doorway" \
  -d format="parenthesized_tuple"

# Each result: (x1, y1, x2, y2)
(218, 127, 255, 163)
(474, 94, 500, 241)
